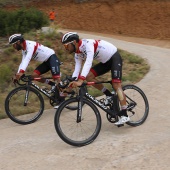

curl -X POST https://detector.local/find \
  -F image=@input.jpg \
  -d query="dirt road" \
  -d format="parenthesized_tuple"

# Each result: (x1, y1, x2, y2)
(0, 31, 170, 170)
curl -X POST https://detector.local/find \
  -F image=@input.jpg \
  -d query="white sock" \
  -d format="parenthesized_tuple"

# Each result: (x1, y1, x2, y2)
(121, 105, 127, 110)
(45, 79, 49, 84)
(101, 87, 107, 93)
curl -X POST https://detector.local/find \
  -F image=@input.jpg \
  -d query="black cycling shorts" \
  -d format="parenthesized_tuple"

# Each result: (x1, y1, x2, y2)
(34, 54, 60, 78)
(90, 51, 122, 83)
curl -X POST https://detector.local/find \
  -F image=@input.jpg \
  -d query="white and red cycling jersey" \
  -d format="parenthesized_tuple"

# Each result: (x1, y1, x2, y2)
(72, 39, 117, 80)
(18, 40, 55, 73)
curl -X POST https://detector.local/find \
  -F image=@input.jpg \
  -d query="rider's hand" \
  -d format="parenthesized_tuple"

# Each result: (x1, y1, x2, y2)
(15, 73, 24, 80)
(69, 79, 83, 88)
(12, 73, 24, 84)
(12, 75, 17, 84)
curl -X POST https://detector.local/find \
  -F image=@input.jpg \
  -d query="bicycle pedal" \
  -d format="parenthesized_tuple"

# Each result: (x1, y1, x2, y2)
(117, 124, 124, 128)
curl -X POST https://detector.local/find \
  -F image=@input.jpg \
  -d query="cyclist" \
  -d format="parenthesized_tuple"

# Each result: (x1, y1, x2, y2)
(9, 33, 64, 108)
(61, 32, 130, 125)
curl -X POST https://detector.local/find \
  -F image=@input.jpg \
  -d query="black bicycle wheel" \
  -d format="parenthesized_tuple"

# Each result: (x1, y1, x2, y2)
(5, 86, 44, 125)
(54, 97, 102, 147)
(122, 84, 149, 126)
(65, 86, 87, 110)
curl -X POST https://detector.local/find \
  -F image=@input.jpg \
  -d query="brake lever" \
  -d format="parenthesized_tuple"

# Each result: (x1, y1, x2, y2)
(67, 76, 77, 82)
(13, 81, 17, 87)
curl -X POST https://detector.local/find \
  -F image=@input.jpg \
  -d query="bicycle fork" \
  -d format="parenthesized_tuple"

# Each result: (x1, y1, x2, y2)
(76, 87, 85, 123)
(77, 97, 83, 123)
(23, 86, 30, 106)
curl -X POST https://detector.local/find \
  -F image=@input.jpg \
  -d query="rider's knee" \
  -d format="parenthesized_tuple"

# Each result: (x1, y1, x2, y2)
(32, 71, 40, 78)
(112, 82, 121, 90)
(86, 72, 95, 81)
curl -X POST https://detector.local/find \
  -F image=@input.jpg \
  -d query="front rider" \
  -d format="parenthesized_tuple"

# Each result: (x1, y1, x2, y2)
(61, 32, 130, 125)
(9, 34, 63, 108)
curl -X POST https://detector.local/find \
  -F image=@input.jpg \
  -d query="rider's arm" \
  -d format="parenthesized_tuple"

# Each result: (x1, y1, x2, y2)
(79, 43, 94, 80)
(17, 47, 34, 73)
(14, 50, 32, 81)
(72, 54, 83, 79)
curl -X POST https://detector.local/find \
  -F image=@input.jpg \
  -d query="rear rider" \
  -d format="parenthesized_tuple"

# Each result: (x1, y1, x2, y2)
(9, 34, 63, 107)
(61, 32, 130, 125)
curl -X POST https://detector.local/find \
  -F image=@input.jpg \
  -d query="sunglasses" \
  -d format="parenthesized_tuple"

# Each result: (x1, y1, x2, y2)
(63, 41, 74, 48)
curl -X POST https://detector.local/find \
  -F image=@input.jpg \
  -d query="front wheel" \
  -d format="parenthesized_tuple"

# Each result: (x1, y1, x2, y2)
(5, 86, 44, 125)
(122, 84, 149, 126)
(54, 97, 102, 147)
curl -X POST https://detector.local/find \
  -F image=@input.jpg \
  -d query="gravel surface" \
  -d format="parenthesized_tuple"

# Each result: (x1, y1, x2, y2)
(0, 31, 170, 170)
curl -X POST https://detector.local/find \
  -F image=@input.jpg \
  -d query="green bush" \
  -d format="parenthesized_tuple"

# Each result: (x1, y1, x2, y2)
(0, 8, 49, 36)
(0, 64, 12, 84)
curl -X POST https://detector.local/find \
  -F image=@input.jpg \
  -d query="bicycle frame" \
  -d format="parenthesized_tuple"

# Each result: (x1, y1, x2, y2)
(30, 82, 51, 98)
(54, 82, 149, 146)
(22, 77, 57, 102)
(19, 75, 76, 107)
(77, 81, 118, 121)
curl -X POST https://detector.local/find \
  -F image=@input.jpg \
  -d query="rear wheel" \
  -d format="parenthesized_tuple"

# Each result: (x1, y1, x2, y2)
(5, 86, 44, 125)
(122, 84, 149, 126)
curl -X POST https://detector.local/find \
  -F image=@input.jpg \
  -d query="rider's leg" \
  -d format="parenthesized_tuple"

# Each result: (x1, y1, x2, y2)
(86, 71, 112, 96)
(31, 71, 44, 83)
(33, 70, 55, 85)
(112, 81, 130, 125)
(49, 54, 61, 84)
(112, 82, 127, 115)
(110, 51, 130, 125)
(33, 54, 61, 86)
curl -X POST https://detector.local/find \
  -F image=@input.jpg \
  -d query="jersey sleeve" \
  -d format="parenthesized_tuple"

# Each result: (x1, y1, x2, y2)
(79, 42, 94, 80)
(17, 47, 34, 73)
(72, 54, 83, 79)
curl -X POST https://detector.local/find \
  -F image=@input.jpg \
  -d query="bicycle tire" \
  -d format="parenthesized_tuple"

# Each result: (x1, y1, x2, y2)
(122, 84, 149, 126)
(5, 86, 44, 125)
(65, 86, 87, 110)
(54, 97, 102, 147)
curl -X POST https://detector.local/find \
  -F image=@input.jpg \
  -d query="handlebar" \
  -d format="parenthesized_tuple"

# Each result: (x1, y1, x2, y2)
(15, 74, 111, 89)
(20, 75, 32, 82)
(14, 74, 77, 89)
(13, 74, 53, 86)
(58, 76, 77, 89)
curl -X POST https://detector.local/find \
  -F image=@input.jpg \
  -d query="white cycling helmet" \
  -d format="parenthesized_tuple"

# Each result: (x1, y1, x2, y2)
(9, 34, 24, 44)
(61, 32, 79, 44)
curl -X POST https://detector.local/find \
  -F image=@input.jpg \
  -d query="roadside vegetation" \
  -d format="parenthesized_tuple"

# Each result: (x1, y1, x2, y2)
(0, 7, 150, 119)
(0, 8, 48, 36)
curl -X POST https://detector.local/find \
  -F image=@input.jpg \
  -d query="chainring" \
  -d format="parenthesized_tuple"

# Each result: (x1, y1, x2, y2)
(106, 113, 118, 123)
